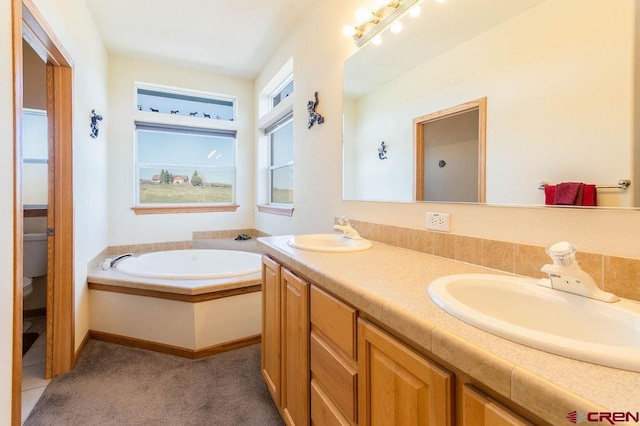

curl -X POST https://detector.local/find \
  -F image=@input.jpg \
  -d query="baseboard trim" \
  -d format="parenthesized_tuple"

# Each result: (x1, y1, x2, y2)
(74, 331, 91, 367)
(88, 330, 261, 359)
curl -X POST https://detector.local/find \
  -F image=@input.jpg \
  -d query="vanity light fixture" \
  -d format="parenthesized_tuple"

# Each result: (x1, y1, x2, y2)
(343, 0, 425, 47)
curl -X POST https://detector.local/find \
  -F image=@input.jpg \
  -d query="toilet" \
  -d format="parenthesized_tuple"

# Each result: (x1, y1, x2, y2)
(23, 232, 47, 332)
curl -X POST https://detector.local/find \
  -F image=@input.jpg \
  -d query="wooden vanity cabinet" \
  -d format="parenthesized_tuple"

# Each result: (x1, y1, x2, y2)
(310, 286, 358, 425)
(261, 256, 310, 426)
(462, 384, 533, 426)
(358, 319, 453, 426)
(261, 255, 281, 404)
(262, 256, 536, 426)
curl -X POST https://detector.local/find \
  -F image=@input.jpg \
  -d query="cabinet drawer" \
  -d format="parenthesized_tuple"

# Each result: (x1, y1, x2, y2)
(311, 332, 358, 423)
(311, 379, 351, 426)
(463, 385, 533, 426)
(310, 286, 357, 359)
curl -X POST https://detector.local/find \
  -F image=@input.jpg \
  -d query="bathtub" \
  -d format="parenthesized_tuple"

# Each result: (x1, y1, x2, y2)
(88, 249, 263, 358)
(115, 249, 261, 280)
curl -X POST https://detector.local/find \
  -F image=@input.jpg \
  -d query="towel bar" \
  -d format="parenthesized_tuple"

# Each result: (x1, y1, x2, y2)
(538, 179, 631, 190)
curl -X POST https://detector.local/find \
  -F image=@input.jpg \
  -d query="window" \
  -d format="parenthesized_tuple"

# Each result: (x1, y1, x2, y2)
(136, 83, 235, 120)
(266, 115, 293, 204)
(257, 59, 294, 215)
(22, 108, 48, 206)
(134, 83, 238, 211)
(271, 78, 293, 109)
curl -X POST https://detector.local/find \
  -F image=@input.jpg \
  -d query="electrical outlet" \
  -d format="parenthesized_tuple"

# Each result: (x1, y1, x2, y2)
(426, 212, 450, 232)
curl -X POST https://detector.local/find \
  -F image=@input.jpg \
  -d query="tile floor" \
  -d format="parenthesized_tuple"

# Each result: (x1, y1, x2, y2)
(21, 317, 49, 424)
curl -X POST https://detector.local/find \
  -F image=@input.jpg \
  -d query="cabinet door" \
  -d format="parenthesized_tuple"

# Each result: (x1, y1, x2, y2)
(358, 319, 452, 426)
(462, 385, 533, 426)
(282, 268, 310, 426)
(261, 256, 281, 405)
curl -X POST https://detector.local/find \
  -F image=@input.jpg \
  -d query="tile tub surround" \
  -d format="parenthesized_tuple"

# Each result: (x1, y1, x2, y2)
(349, 220, 640, 302)
(257, 236, 640, 425)
(87, 229, 269, 270)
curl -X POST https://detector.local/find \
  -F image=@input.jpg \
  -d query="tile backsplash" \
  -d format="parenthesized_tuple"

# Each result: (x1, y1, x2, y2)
(350, 220, 640, 302)
(88, 229, 268, 270)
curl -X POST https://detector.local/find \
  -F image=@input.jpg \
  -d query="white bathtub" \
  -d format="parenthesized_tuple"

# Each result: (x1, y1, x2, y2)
(115, 249, 261, 280)
(88, 249, 263, 356)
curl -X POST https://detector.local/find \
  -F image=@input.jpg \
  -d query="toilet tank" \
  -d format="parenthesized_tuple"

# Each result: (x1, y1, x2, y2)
(24, 232, 48, 277)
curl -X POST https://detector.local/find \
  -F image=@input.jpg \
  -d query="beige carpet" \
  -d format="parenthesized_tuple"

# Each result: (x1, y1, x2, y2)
(24, 340, 283, 426)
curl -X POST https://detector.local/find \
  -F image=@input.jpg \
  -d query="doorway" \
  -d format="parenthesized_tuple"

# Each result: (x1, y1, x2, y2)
(12, 0, 75, 424)
(414, 98, 487, 203)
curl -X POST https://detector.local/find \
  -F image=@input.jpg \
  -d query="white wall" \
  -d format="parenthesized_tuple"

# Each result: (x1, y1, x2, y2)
(0, 0, 15, 420)
(107, 55, 255, 245)
(28, 0, 110, 352)
(254, 0, 357, 236)
(345, 0, 633, 206)
(255, 0, 640, 259)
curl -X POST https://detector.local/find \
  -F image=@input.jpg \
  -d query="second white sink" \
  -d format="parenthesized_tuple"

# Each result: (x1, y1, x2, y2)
(428, 274, 640, 372)
(287, 234, 372, 252)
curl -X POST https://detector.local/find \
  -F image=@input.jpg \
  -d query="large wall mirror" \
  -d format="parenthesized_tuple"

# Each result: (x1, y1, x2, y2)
(343, 0, 639, 208)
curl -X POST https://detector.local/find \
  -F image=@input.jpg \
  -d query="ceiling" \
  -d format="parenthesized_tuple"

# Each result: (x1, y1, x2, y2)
(83, 0, 316, 78)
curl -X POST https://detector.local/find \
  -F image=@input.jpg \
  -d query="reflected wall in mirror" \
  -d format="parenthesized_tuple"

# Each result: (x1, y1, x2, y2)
(343, 0, 638, 207)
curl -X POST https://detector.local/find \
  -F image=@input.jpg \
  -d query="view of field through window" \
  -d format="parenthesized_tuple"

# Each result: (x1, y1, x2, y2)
(137, 127, 235, 204)
(270, 120, 293, 204)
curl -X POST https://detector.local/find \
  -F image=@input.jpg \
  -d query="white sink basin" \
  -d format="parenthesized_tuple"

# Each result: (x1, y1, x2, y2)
(287, 234, 372, 252)
(428, 274, 640, 372)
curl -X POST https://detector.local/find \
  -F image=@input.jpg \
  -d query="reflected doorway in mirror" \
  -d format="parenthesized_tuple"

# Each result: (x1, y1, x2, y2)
(414, 98, 486, 203)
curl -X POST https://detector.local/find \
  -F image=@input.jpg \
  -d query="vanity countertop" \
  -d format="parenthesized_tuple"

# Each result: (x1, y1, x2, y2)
(258, 235, 640, 424)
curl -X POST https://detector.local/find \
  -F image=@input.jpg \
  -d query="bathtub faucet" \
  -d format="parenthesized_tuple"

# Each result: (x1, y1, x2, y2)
(333, 216, 364, 240)
(110, 253, 133, 268)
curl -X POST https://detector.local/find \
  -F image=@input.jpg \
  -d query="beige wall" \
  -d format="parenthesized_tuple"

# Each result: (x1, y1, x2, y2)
(107, 55, 255, 246)
(0, 0, 15, 420)
(256, 0, 640, 259)
(22, 40, 46, 110)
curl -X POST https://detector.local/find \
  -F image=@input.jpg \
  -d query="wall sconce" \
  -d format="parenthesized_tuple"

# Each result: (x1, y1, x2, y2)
(343, 0, 425, 48)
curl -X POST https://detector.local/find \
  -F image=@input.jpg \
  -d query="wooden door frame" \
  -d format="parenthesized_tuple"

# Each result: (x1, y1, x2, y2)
(414, 98, 487, 203)
(12, 0, 74, 424)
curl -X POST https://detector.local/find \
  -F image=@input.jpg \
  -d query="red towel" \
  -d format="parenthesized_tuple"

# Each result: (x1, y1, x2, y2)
(544, 185, 556, 205)
(555, 182, 583, 205)
(582, 184, 597, 206)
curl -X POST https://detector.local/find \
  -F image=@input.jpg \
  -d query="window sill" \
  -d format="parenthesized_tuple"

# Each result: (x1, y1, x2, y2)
(256, 204, 294, 217)
(132, 205, 239, 215)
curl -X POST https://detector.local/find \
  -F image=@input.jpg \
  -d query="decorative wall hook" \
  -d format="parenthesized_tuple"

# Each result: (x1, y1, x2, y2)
(378, 141, 388, 160)
(90, 109, 103, 139)
(307, 91, 325, 129)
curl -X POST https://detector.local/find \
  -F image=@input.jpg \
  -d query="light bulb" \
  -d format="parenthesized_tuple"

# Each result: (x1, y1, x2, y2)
(390, 20, 403, 33)
(343, 25, 357, 37)
(409, 5, 421, 17)
(371, 35, 383, 45)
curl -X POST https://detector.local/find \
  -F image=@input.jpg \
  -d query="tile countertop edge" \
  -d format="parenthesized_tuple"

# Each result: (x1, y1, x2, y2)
(256, 235, 640, 422)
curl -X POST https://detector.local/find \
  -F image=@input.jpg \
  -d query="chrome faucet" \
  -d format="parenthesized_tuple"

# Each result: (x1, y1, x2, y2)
(538, 242, 619, 303)
(333, 216, 364, 240)
(110, 253, 133, 268)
